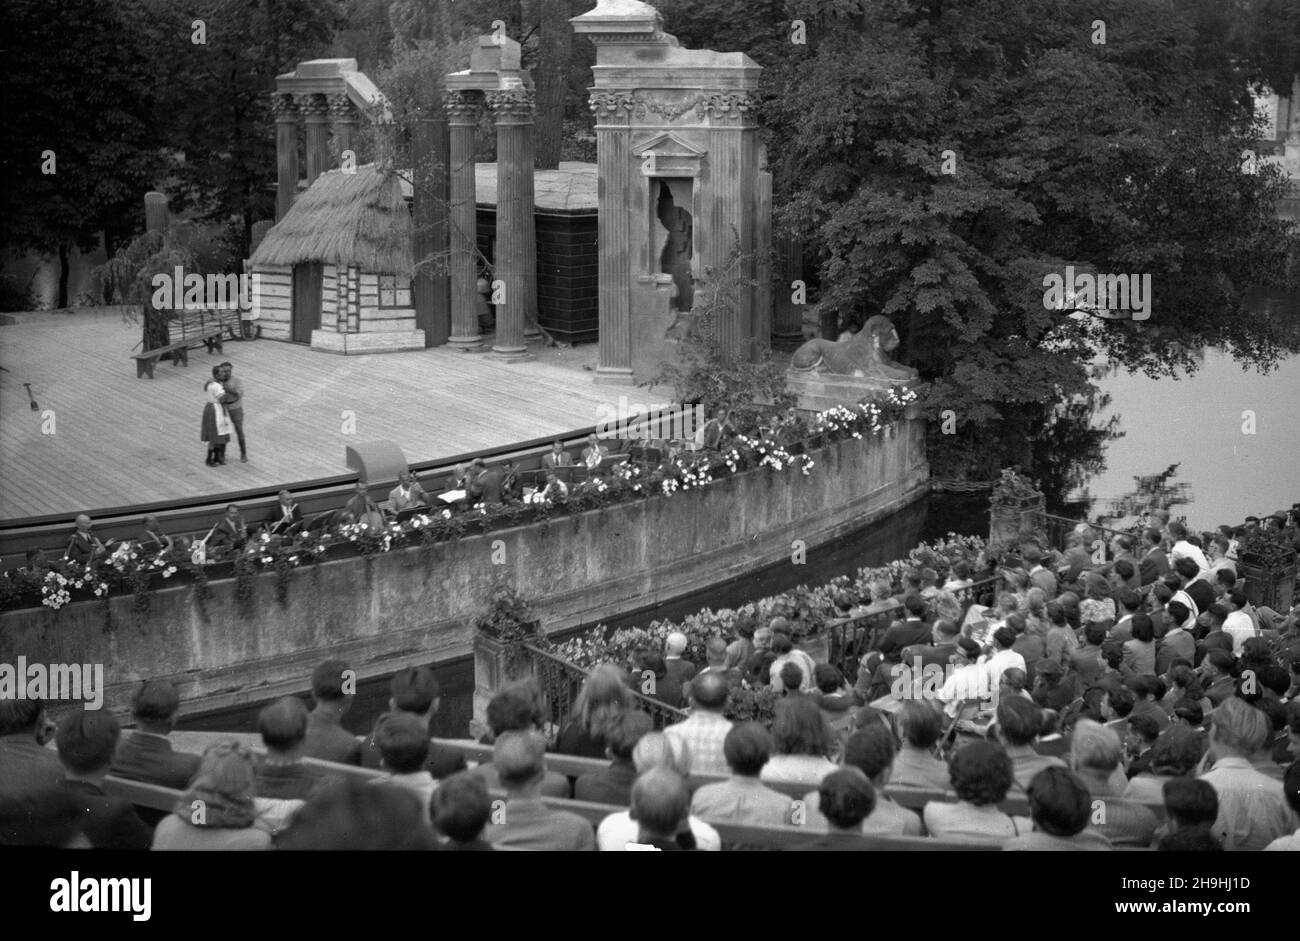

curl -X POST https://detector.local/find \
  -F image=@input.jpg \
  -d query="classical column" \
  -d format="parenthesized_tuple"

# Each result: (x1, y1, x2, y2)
(487, 88, 536, 361)
(301, 94, 331, 186)
(591, 91, 634, 382)
(272, 95, 299, 221)
(708, 117, 747, 358)
(1287, 76, 1300, 180)
(329, 94, 360, 167)
(444, 90, 483, 350)
(412, 108, 451, 346)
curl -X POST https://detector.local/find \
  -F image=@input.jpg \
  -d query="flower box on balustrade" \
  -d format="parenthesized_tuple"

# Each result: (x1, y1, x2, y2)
(1, 389, 921, 617)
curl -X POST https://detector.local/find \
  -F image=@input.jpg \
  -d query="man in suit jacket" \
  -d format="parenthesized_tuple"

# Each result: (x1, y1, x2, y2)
(57, 709, 152, 850)
(205, 504, 249, 553)
(65, 514, 112, 565)
(302, 659, 362, 765)
(1023, 547, 1058, 597)
(878, 595, 932, 662)
(1138, 528, 1171, 586)
(388, 471, 429, 513)
(265, 490, 304, 536)
(112, 679, 201, 792)
(0, 700, 62, 798)
(901, 618, 963, 672)
(789, 770, 876, 851)
(663, 631, 699, 693)
(484, 732, 595, 850)
(541, 441, 572, 470)
(359, 666, 467, 779)
(468, 461, 504, 505)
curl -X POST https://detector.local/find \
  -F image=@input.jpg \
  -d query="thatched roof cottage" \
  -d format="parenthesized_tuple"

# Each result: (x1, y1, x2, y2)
(249, 164, 425, 353)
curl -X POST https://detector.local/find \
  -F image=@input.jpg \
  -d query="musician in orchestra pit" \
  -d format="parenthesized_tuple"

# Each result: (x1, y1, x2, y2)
(205, 504, 250, 555)
(139, 515, 174, 554)
(541, 440, 572, 470)
(66, 514, 113, 565)
(501, 460, 521, 503)
(266, 490, 303, 536)
(389, 471, 429, 513)
(581, 433, 607, 470)
(344, 482, 384, 529)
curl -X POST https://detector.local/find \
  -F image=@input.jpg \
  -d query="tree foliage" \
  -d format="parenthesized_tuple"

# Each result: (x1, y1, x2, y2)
(0, 0, 160, 306)
(757, 0, 1300, 480)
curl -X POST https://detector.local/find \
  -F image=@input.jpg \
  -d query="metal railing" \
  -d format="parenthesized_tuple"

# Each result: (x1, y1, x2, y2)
(1031, 511, 1132, 558)
(826, 574, 1004, 682)
(522, 643, 688, 734)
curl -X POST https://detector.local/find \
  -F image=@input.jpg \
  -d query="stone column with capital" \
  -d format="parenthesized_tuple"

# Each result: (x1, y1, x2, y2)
(487, 88, 537, 361)
(445, 91, 484, 350)
(591, 91, 635, 383)
(705, 92, 756, 359)
(1286, 75, 1300, 181)
(328, 94, 360, 168)
(301, 94, 332, 186)
(272, 95, 300, 221)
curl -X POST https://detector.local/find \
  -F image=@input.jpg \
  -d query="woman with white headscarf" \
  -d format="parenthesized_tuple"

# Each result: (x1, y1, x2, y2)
(201, 376, 232, 466)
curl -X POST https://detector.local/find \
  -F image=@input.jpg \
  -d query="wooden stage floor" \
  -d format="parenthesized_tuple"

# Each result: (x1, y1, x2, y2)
(0, 309, 640, 521)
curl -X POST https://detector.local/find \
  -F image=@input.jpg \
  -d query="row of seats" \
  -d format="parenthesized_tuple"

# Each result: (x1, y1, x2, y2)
(101, 735, 1164, 850)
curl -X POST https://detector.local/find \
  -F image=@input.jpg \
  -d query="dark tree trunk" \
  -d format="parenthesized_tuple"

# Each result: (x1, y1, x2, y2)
(143, 304, 170, 353)
(57, 242, 71, 309)
(533, 0, 569, 169)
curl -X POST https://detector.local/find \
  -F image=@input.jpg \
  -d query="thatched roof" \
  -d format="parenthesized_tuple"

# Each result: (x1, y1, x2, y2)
(250, 165, 413, 276)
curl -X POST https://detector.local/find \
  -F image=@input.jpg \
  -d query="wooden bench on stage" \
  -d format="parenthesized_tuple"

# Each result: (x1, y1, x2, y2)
(130, 307, 240, 379)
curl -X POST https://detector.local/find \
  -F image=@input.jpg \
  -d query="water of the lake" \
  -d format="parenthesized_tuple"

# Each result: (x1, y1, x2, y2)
(1084, 348, 1300, 529)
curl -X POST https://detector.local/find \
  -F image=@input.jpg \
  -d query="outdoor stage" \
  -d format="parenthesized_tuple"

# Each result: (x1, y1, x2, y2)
(0, 309, 636, 520)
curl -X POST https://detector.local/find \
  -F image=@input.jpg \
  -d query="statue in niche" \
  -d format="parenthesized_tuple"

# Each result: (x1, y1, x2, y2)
(656, 181, 694, 312)
(790, 314, 919, 382)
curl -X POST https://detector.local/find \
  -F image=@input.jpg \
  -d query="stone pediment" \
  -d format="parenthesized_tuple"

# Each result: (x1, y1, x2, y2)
(632, 132, 705, 176)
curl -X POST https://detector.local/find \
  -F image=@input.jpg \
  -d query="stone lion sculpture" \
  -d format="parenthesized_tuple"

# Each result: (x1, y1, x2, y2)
(790, 314, 919, 381)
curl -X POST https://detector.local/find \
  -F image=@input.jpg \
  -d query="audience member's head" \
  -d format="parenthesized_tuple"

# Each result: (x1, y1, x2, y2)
(688, 670, 730, 712)
(1025, 766, 1093, 838)
(630, 768, 691, 842)
(486, 682, 548, 738)
(633, 731, 691, 776)
(815, 663, 844, 695)
(898, 701, 943, 750)
(0, 698, 46, 737)
(573, 664, 633, 739)
(258, 695, 309, 755)
(722, 722, 773, 778)
(771, 696, 834, 757)
(132, 678, 182, 732)
(431, 772, 493, 845)
(55, 708, 120, 778)
(311, 659, 354, 710)
(1147, 727, 1206, 777)
(841, 724, 896, 785)
(493, 730, 549, 793)
(375, 712, 430, 775)
(1208, 698, 1268, 759)
(181, 741, 260, 829)
(389, 665, 441, 719)
(276, 778, 437, 850)
(606, 710, 653, 764)
(996, 696, 1043, 748)
(1070, 719, 1122, 778)
(948, 742, 1014, 807)
(1162, 777, 1219, 831)
(817, 769, 876, 832)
